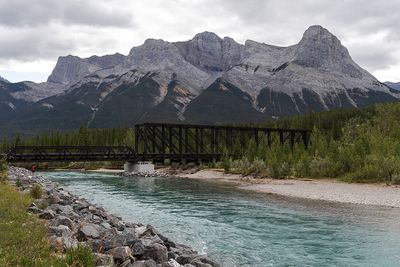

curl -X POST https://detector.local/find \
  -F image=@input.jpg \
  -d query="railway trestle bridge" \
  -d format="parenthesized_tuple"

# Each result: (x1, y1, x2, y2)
(6, 123, 311, 164)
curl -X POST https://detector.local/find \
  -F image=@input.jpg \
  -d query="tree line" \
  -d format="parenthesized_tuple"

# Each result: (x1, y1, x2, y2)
(1, 102, 400, 183)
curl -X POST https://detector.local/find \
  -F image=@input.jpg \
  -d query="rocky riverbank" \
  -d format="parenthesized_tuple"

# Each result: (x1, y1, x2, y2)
(7, 167, 219, 267)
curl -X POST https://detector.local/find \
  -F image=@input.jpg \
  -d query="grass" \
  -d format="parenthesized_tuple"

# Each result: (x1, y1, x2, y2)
(30, 183, 43, 199)
(0, 182, 95, 267)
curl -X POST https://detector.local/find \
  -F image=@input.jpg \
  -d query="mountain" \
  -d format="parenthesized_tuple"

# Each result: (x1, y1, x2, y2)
(2, 81, 66, 102)
(0, 83, 31, 127)
(0, 75, 9, 83)
(385, 82, 400, 91)
(1, 25, 399, 136)
(47, 53, 125, 86)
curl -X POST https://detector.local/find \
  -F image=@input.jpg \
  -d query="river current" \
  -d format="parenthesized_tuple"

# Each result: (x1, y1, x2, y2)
(40, 171, 400, 267)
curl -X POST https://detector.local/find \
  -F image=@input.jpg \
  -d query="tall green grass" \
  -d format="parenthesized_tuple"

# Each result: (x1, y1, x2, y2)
(0, 182, 94, 266)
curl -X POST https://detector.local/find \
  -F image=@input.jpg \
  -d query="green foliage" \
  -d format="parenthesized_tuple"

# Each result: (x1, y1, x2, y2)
(30, 184, 43, 199)
(0, 155, 7, 183)
(37, 201, 49, 210)
(229, 102, 400, 183)
(2, 102, 400, 183)
(0, 183, 94, 266)
(0, 126, 133, 153)
(65, 244, 95, 267)
(221, 148, 231, 172)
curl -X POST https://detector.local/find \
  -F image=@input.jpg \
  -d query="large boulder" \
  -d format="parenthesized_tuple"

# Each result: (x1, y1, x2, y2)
(190, 256, 220, 267)
(107, 246, 133, 262)
(189, 259, 212, 267)
(49, 204, 73, 214)
(132, 240, 145, 257)
(132, 259, 157, 267)
(48, 235, 78, 252)
(86, 239, 104, 253)
(48, 225, 77, 252)
(52, 215, 74, 229)
(135, 226, 147, 237)
(141, 235, 164, 247)
(48, 194, 62, 205)
(77, 223, 101, 241)
(38, 209, 56, 220)
(73, 200, 90, 211)
(161, 259, 183, 267)
(48, 225, 71, 237)
(143, 243, 168, 263)
(104, 231, 136, 251)
(109, 216, 126, 231)
(88, 205, 108, 219)
(94, 253, 115, 267)
(143, 225, 175, 248)
(57, 190, 74, 205)
(27, 205, 43, 214)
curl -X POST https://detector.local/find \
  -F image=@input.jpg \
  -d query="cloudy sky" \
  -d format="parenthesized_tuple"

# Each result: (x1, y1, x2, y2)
(0, 0, 399, 83)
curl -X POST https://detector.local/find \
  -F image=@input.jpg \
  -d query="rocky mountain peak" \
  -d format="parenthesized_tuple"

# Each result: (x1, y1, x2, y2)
(0, 75, 9, 83)
(192, 31, 222, 44)
(174, 31, 243, 72)
(301, 25, 337, 39)
(294, 25, 355, 72)
(47, 55, 89, 85)
(87, 53, 125, 69)
(127, 38, 179, 65)
(48, 53, 125, 86)
(141, 38, 169, 48)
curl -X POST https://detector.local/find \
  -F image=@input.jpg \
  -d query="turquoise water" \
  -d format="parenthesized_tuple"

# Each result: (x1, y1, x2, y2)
(41, 171, 400, 267)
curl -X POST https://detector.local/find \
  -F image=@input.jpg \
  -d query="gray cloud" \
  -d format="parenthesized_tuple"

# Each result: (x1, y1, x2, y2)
(0, 27, 76, 61)
(210, 0, 400, 77)
(348, 42, 398, 71)
(0, 0, 399, 82)
(0, 0, 134, 27)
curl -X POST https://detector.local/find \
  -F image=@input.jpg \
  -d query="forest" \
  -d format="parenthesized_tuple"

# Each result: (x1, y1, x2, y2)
(1, 102, 400, 183)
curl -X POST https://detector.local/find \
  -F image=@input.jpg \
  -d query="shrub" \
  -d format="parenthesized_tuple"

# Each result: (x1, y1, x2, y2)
(0, 156, 7, 183)
(309, 156, 336, 178)
(65, 244, 95, 267)
(221, 149, 231, 172)
(345, 155, 400, 183)
(30, 184, 43, 199)
(16, 178, 22, 187)
(249, 158, 268, 175)
(293, 159, 310, 178)
(390, 175, 400, 185)
(267, 161, 292, 179)
(236, 157, 252, 175)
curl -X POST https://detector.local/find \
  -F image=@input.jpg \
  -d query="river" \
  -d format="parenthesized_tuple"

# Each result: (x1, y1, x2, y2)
(40, 171, 400, 267)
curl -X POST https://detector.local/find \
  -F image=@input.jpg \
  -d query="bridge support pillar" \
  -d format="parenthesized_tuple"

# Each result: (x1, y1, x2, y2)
(124, 161, 155, 173)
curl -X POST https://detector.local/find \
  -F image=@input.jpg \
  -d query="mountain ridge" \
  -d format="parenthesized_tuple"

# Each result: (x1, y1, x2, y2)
(1, 25, 399, 137)
(385, 81, 400, 91)
(0, 75, 9, 83)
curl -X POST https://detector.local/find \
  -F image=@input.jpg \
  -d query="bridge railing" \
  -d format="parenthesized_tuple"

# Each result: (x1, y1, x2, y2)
(7, 146, 137, 163)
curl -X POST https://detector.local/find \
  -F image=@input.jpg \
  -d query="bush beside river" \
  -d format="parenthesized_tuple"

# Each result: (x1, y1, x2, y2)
(221, 103, 400, 183)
